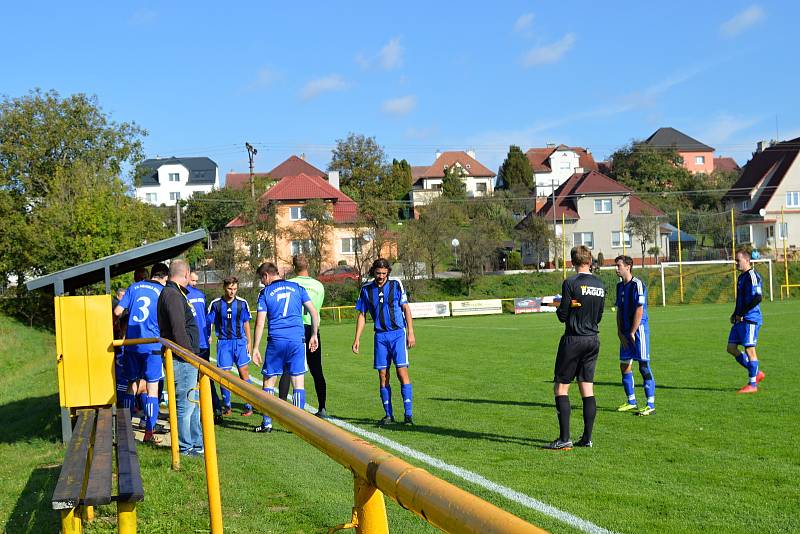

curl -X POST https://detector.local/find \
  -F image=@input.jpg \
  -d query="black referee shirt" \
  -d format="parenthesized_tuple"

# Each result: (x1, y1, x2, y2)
(556, 272, 605, 336)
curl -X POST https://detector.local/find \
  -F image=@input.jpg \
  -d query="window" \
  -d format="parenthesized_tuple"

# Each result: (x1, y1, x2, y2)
(289, 206, 305, 220)
(341, 237, 361, 254)
(291, 240, 313, 255)
(787, 191, 800, 208)
(169, 192, 181, 201)
(778, 223, 789, 240)
(594, 199, 612, 214)
(611, 231, 632, 248)
(695, 156, 705, 165)
(740, 199, 750, 210)
(767, 225, 775, 239)
(145, 193, 157, 203)
(476, 183, 487, 193)
(169, 173, 180, 182)
(736, 225, 751, 244)
(573, 232, 594, 249)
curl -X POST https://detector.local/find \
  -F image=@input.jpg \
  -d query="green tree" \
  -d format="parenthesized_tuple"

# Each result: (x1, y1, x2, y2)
(184, 187, 248, 233)
(609, 141, 693, 211)
(441, 165, 467, 200)
(385, 158, 414, 202)
(627, 211, 661, 267)
(457, 214, 504, 295)
(497, 145, 533, 192)
(516, 214, 556, 269)
(289, 199, 333, 275)
(416, 198, 461, 279)
(328, 133, 387, 202)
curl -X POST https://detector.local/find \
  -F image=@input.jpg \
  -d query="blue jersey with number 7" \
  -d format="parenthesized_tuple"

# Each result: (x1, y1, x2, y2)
(257, 280, 311, 340)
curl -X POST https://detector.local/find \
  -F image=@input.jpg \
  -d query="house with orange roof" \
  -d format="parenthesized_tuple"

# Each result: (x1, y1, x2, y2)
(224, 154, 328, 190)
(525, 144, 598, 197)
(226, 172, 392, 273)
(517, 170, 669, 266)
(410, 150, 496, 210)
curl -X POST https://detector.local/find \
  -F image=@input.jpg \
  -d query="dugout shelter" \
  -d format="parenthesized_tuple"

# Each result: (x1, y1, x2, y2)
(25, 229, 208, 442)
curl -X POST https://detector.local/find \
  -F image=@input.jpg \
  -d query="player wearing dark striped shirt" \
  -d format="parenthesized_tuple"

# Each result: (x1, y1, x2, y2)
(726, 249, 766, 393)
(207, 276, 254, 416)
(352, 258, 417, 426)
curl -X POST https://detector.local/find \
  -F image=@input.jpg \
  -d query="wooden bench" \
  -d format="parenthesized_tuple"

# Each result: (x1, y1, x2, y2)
(52, 408, 144, 533)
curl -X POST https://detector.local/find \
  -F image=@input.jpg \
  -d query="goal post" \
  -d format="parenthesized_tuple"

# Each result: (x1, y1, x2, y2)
(658, 259, 773, 306)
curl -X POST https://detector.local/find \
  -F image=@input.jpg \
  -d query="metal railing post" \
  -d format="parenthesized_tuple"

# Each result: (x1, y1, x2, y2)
(353, 474, 389, 534)
(163, 348, 180, 471)
(199, 373, 224, 534)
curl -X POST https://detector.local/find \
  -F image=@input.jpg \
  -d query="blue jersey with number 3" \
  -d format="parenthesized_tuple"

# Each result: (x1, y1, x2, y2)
(118, 280, 163, 351)
(257, 280, 311, 340)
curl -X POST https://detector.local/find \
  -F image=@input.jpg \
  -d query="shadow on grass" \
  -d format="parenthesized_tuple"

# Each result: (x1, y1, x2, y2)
(337, 416, 549, 446)
(5, 465, 61, 533)
(429, 396, 555, 410)
(0, 393, 61, 444)
(593, 381, 731, 392)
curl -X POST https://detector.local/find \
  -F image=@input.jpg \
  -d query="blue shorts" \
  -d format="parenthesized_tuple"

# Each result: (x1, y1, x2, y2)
(374, 329, 409, 370)
(115, 347, 127, 391)
(619, 326, 650, 362)
(125, 349, 164, 383)
(728, 322, 760, 347)
(216, 338, 251, 370)
(262, 337, 306, 377)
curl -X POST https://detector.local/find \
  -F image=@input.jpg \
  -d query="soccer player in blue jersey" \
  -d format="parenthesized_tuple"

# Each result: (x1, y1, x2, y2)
(188, 270, 221, 416)
(614, 255, 656, 416)
(114, 263, 169, 442)
(251, 262, 319, 433)
(207, 276, 254, 416)
(726, 249, 766, 393)
(352, 258, 417, 426)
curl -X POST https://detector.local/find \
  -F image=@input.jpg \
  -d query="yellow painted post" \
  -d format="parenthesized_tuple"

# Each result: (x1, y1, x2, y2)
(731, 208, 737, 298)
(353, 475, 389, 534)
(677, 209, 684, 303)
(61, 508, 83, 533)
(561, 212, 567, 279)
(199, 374, 224, 534)
(82, 505, 94, 522)
(783, 206, 789, 299)
(117, 502, 137, 534)
(163, 348, 180, 471)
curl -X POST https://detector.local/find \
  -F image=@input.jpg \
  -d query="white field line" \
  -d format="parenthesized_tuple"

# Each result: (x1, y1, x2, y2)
(416, 324, 523, 331)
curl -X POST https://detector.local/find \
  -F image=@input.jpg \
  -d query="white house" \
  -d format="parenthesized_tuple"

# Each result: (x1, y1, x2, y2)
(410, 150, 496, 211)
(135, 157, 219, 206)
(723, 137, 800, 256)
(525, 144, 598, 197)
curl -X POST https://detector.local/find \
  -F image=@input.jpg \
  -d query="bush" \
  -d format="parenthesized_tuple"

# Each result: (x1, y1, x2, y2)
(506, 251, 523, 270)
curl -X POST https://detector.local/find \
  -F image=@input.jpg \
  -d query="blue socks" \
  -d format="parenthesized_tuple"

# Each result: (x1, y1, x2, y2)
(747, 359, 759, 386)
(622, 372, 636, 404)
(379, 386, 393, 417)
(221, 386, 231, 408)
(640, 364, 656, 409)
(400, 383, 413, 417)
(145, 396, 159, 432)
(261, 387, 275, 426)
(292, 389, 306, 409)
(735, 352, 749, 369)
(122, 393, 136, 412)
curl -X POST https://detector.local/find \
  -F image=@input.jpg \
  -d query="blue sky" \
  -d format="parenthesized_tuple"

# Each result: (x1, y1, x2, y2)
(2, 1, 797, 183)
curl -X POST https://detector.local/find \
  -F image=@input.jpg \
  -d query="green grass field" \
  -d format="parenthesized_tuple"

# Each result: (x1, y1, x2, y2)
(2, 299, 799, 533)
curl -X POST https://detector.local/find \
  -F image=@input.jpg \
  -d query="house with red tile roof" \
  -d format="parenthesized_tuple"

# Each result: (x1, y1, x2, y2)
(722, 138, 800, 254)
(525, 144, 598, 197)
(224, 154, 327, 190)
(226, 172, 389, 272)
(713, 157, 741, 174)
(516, 170, 669, 266)
(410, 150, 496, 210)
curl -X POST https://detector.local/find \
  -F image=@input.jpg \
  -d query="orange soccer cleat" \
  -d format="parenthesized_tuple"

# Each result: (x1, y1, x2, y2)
(737, 384, 758, 394)
(755, 370, 766, 384)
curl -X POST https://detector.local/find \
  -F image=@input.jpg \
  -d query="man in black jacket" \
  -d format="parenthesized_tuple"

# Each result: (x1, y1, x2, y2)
(545, 245, 605, 450)
(157, 259, 203, 456)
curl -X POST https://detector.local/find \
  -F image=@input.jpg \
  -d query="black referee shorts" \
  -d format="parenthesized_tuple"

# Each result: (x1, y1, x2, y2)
(554, 335, 600, 384)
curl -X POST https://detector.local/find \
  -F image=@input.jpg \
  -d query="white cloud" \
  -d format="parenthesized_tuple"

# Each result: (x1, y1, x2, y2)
(721, 5, 765, 37)
(522, 33, 576, 67)
(243, 67, 279, 92)
(378, 38, 403, 70)
(300, 75, 348, 101)
(356, 37, 404, 70)
(513, 13, 534, 33)
(699, 113, 764, 146)
(382, 95, 417, 116)
(129, 8, 157, 26)
(405, 126, 438, 140)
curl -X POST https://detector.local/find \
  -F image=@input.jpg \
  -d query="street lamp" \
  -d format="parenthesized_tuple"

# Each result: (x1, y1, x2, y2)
(451, 238, 460, 269)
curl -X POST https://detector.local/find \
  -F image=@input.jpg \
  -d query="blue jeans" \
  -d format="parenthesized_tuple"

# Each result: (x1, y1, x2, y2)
(173, 358, 203, 452)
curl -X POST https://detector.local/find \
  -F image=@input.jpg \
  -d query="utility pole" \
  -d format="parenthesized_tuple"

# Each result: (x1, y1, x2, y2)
(245, 142, 258, 200)
(176, 199, 182, 234)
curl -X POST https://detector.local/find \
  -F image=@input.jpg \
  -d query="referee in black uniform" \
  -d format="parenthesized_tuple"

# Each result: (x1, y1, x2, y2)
(546, 245, 605, 450)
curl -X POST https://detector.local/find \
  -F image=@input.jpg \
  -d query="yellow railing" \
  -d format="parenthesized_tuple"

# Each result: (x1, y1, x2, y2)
(320, 305, 357, 322)
(780, 284, 800, 299)
(114, 337, 547, 534)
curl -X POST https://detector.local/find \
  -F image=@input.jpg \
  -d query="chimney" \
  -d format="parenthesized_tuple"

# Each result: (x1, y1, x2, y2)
(466, 149, 476, 159)
(574, 167, 585, 174)
(300, 153, 306, 160)
(328, 170, 340, 190)
(435, 150, 442, 160)
(546, 143, 555, 148)
(756, 140, 767, 153)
